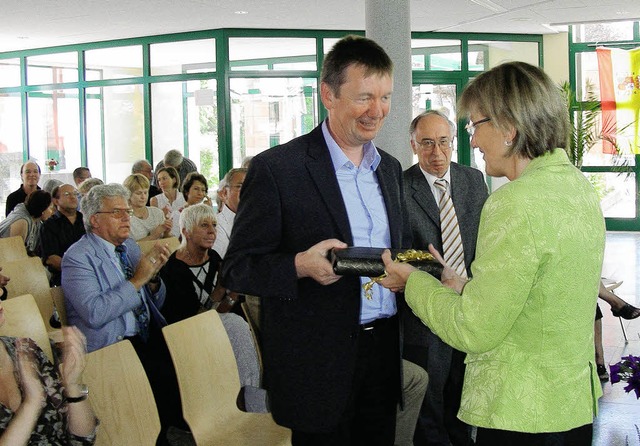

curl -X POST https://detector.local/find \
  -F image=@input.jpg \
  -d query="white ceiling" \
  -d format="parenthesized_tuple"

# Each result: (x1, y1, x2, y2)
(1, 0, 639, 53)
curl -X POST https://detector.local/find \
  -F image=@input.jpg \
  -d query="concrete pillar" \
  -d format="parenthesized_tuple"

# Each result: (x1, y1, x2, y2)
(366, 0, 413, 169)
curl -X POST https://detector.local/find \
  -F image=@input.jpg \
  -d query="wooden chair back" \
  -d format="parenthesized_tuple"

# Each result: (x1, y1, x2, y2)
(84, 340, 161, 446)
(137, 236, 181, 255)
(0, 294, 54, 362)
(50, 286, 68, 326)
(0, 236, 28, 263)
(3, 257, 58, 332)
(162, 311, 291, 446)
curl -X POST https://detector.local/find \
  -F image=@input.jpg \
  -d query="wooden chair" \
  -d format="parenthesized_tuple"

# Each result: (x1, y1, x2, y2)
(84, 340, 161, 446)
(50, 286, 68, 326)
(137, 236, 181, 255)
(3, 257, 59, 332)
(0, 236, 29, 263)
(0, 294, 54, 362)
(162, 311, 291, 446)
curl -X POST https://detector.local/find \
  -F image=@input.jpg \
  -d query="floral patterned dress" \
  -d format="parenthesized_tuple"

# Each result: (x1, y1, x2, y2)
(0, 337, 97, 445)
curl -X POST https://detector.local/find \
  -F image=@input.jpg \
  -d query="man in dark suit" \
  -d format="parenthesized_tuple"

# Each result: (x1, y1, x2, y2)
(402, 110, 488, 446)
(221, 35, 411, 445)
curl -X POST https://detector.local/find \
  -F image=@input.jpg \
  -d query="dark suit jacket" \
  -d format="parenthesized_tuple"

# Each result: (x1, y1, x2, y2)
(401, 162, 488, 347)
(221, 124, 411, 432)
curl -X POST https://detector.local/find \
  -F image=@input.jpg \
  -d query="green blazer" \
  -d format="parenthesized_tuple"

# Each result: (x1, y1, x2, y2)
(405, 149, 605, 433)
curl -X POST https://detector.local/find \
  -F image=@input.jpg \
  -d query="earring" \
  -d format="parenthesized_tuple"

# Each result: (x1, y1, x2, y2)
(505, 140, 513, 146)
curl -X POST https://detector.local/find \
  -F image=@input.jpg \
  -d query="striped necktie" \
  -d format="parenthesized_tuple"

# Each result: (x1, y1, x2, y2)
(115, 245, 150, 341)
(434, 179, 467, 278)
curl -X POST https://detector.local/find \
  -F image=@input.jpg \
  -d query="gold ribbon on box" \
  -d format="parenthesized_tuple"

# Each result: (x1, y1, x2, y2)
(363, 249, 435, 299)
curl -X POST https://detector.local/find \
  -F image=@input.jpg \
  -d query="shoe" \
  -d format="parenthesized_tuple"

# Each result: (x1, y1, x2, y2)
(611, 303, 640, 320)
(597, 364, 609, 382)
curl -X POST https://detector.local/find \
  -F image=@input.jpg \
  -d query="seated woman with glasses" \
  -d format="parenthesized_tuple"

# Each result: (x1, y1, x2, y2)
(159, 203, 266, 412)
(123, 174, 172, 242)
(381, 62, 605, 445)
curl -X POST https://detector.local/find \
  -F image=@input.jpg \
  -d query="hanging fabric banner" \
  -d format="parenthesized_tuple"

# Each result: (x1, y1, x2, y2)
(596, 46, 640, 154)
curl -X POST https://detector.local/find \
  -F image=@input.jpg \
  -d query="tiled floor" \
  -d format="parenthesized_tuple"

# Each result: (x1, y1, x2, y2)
(593, 232, 640, 446)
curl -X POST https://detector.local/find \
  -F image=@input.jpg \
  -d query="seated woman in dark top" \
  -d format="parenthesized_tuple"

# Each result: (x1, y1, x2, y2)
(0, 190, 54, 256)
(159, 203, 266, 412)
(0, 296, 97, 444)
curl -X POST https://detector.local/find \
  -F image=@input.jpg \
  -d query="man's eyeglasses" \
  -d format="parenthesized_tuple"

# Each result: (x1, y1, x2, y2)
(465, 117, 491, 136)
(95, 208, 134, 219)
(414, 138, 453, 152)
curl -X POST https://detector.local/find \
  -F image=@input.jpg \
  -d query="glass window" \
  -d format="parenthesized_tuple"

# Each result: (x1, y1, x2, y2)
(0, 93, 25, 209)
(151, 79, 219, 187)
(229, 38, 316, 71)
(323, 38, 341, 54)
(412, 39, 461, 71)
(573, 22, 634, 43)
(468, 40, 539, 71)
(85, 46, 142, 81)
(584, 172, 636, 218)
(27, 52, 78, 85)
(85, 85, 144, 183)
(230, 78, 318, 164)
(575, 52, 600, 101)
(150, 39, 216, 76)
(27, 89, 81, 177)
(0, 58, 21, 87)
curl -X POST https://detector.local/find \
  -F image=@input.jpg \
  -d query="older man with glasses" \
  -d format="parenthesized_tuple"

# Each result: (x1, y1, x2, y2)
(402, 110, 488, 446)
(62, 183, 186, 444)
(40, 184, 86, 286)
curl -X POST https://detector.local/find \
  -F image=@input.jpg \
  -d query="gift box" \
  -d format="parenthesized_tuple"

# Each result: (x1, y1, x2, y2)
(331, 247, 443, 279)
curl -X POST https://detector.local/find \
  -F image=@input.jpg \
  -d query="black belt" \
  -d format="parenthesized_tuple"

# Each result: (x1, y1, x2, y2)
(360, 315, 396, 331)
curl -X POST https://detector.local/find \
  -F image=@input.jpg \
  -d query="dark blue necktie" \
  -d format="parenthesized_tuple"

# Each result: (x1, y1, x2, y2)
(115, 245, 150, 341)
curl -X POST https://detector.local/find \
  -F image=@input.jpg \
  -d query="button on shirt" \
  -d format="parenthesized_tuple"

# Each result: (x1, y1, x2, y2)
(322, 120, 395, 324)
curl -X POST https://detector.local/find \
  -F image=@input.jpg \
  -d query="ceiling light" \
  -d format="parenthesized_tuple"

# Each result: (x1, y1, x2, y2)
(469, 0, 507, 14)
(234, 10, 248, 14)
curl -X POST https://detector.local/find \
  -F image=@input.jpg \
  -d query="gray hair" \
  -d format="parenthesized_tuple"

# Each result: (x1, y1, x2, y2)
(179, 203, 217, 245)
(409, 109, 456, 138)
(163, 150, 184, 168)
(131, 159, 152, 174)
(81, 183, 130, 232)
(43, 178, 64, 195)
(222, 167, 248, 185)
(78, 178, 104, 195)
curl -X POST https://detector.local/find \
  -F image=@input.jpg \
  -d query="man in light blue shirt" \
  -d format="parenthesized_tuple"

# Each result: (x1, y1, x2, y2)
(222, 35, 411, 445)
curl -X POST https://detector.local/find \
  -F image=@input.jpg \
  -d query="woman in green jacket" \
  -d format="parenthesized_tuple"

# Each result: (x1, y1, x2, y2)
(381, 61, 605, 445)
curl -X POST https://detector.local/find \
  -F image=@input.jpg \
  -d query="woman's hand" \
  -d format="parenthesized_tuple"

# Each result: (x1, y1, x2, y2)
(379, 250, 418, 293)
(16, 339, 45, 409)
(59, 327, 87, 393)
(428, 244, 467, 294)
(0, 267, 9, 288)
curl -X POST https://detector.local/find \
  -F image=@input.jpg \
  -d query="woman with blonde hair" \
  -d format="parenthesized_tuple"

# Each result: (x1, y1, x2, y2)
(123, 173, 172, 241)
(381, 62, 605, 445)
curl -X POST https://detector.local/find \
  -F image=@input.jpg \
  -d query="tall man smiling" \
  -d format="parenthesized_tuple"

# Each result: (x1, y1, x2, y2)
(222, 36, 411, 445)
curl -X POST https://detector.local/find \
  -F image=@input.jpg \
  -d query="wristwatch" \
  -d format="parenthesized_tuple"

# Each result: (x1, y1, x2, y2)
(65, 384, 89, 403)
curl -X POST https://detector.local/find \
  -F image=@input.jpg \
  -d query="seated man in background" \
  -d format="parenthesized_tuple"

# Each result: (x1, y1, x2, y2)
(41, 184, 86, 286)
(153, 149, 197, 186)
(6, 160, 41, 216)
(132, 159, 161, 205)
(72, 167, 91, 188)
(62, 183, 185, 444)
(212, 167, 247, 258)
